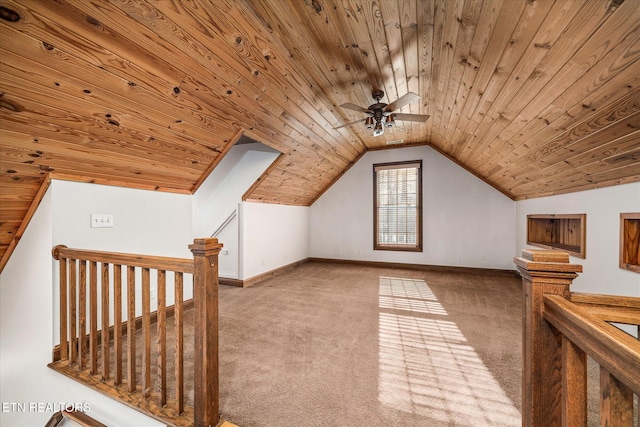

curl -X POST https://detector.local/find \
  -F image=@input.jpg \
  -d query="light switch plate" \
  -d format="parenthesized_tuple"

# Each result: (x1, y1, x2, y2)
(91, 214, 114, 228)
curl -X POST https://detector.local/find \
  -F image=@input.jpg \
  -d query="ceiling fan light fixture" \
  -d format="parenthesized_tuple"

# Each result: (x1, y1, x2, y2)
(385, 114, 395, 128)
(373, 121, 384, 137)
(365, 116, 374, 129)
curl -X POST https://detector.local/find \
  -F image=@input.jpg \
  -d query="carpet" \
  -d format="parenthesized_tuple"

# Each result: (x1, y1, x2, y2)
(217, 262, 523, 427)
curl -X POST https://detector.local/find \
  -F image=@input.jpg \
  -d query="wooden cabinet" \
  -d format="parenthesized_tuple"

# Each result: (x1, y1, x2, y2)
(619, 213, 640, 273)
(527, 214, 586, 258)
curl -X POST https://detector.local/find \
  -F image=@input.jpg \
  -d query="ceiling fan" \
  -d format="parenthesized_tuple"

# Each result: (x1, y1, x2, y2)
(335, 90, 429, 137)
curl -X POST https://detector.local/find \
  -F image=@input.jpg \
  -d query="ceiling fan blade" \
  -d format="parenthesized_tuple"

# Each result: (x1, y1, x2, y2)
(334, 117, 367, 130)
(393, 113, 430, 122)
(339, 102, 371, 113)
(385, 92, 420, 112)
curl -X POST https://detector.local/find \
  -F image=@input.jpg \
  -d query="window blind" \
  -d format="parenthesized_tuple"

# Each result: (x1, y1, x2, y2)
(374, 161, 422, 251)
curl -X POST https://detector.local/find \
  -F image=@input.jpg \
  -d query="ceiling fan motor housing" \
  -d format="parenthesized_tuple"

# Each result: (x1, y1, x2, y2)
(371, 107, 386, 123)
(371, 89, 385, 101)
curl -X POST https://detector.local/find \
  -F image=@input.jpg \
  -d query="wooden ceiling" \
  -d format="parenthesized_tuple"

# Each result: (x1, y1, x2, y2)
(1, 0, 639, 268)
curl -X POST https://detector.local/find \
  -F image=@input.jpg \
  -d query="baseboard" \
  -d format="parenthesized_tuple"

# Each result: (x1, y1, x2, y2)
(219, 257, 517, 289)
(307, 257, 518, 277)
(219, 277, 244, 287)
(220, 258, 310, 288)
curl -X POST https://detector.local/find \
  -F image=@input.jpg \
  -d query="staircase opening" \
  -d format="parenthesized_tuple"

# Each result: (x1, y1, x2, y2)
(193, 134, 281, 281)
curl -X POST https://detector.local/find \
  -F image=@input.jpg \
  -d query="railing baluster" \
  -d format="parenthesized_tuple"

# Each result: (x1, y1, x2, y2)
(157, 270, 167, 407)
(69, 259, 77, 364)
(101, 263, 110, 381)
(90, 261, 98, 375)
(127, 265, 136, 393)
(114, 264, 123, 385)
(78, 260, 87, 370)
(562, 336, 586, 426)
(59, 257, 68, 361)
(142, 268, 151, 398)
(600, 367, 634, 426)
(174, 272, 184, 415)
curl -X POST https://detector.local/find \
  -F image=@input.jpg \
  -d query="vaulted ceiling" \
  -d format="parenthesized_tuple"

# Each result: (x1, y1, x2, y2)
(1, 0, 639, 268)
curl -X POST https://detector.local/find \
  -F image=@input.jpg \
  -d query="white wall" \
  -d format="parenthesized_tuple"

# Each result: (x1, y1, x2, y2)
(0, 187, 165, 427)
(310, 146, 517, 270)
(239, 202, 310, 279)
(215, 214, 239, 278)
(53, 180, 192, 257)
(50, 180, 194, 337)
(193, 142, 280, 278)
(516, 183, 640, 297)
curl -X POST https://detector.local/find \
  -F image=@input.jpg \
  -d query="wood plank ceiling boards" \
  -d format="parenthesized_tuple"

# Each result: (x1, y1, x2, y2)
(1, 0, 639, 269)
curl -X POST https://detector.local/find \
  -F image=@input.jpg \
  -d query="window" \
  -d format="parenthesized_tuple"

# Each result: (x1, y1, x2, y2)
(374, 160, 422, 251)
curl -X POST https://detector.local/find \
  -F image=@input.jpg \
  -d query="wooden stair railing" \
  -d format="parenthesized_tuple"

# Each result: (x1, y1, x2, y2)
(45, 409, 107, 427)
(515, 249, 640, 427)
(50, 238, 223, 427)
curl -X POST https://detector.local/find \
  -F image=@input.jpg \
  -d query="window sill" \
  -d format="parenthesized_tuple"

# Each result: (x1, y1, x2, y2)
(374, 245, 423, 252)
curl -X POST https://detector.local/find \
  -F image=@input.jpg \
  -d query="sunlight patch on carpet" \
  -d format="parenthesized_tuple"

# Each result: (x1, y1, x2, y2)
(378, 277, 520, 426)
(378, 277, 447, 315)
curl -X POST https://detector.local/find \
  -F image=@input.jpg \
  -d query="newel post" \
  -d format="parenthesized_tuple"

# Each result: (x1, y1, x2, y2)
(52, 245, 69, 361)
(190, 238, 223, 427)
(514, 249, 583, 427)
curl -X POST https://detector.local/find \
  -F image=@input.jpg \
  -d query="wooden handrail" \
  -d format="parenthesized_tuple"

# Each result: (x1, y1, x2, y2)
(44, 410, 107, 427)
(50, 239, 222, 427)
(570, 292, 640, 325)
(543, 295, 640, 394)
(211, 209, 237, 238)
(62, 410, 108, 427)
(52, 246, 194, 274)
(515, 249, 640, 427)
(44, 411, 63, 427)
(571, 292, 640, 308)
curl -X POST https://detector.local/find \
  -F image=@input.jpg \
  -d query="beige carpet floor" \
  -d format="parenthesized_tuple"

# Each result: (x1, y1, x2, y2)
(217, 262, 524, 427)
